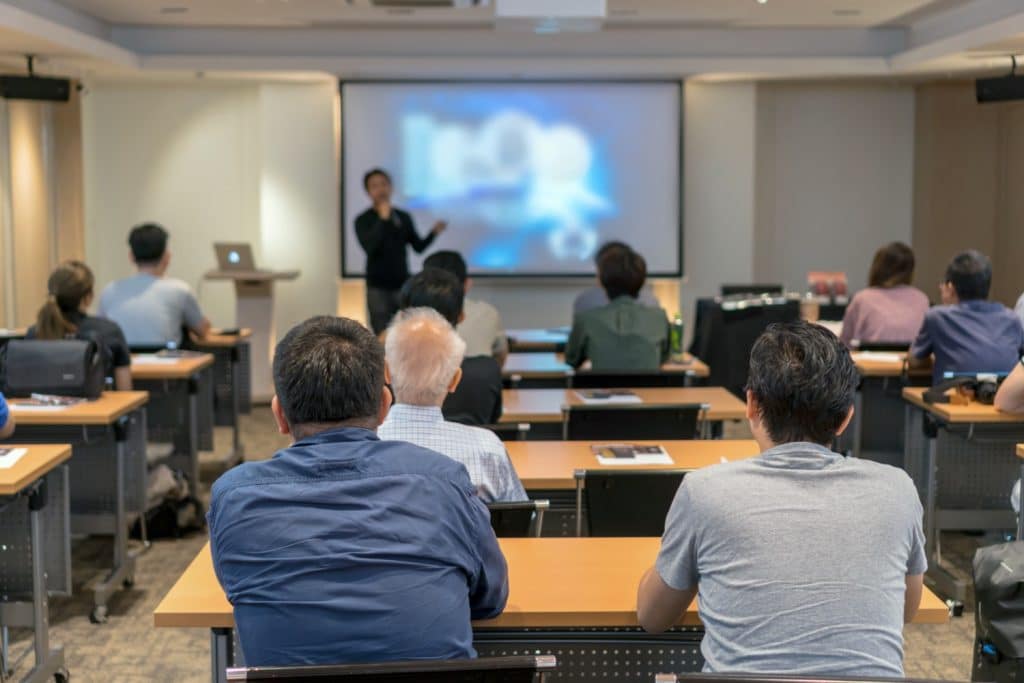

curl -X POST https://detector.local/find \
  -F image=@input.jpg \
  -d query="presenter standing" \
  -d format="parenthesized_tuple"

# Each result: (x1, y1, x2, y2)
(356, 168, 447, 334)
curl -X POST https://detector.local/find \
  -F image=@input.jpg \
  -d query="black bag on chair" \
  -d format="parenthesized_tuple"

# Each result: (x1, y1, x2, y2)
(972, 541, 1024, 682)
(0, 339, 106, 399)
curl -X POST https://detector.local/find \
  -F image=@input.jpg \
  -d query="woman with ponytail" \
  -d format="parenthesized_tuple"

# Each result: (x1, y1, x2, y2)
(27, 261, 133, 390)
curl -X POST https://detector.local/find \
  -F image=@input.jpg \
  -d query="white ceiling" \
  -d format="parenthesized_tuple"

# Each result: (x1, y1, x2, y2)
(54, 0, 955, 29)
(0, 0, 1022, 81)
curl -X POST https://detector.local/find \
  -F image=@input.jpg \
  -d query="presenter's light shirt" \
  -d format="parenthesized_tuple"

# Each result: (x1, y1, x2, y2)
(655, 442, 927, 677)
(910, 300, 1024, 384)
(207, 427, 508, 667)
(98, 273, 205, 348)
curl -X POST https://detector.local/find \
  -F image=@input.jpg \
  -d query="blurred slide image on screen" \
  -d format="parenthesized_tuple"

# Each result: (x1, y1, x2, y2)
(341, 82, 681, 277)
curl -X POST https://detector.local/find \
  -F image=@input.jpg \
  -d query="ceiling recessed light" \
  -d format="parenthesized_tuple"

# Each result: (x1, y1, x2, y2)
(757, 0, 767, 4)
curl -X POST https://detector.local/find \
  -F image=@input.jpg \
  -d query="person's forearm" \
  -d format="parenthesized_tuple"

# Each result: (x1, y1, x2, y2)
(114, 367, 133, 392)
(636, 566, 695, 634)
(995, 364, 1024, 413)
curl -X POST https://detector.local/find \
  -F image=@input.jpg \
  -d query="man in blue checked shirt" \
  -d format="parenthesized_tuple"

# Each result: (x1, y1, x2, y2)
(207, 315, 508, 667)
(379, 307, 527, 503)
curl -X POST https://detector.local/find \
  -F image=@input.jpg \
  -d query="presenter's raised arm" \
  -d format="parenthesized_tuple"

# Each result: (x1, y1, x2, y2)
(406, 214, 444, 254)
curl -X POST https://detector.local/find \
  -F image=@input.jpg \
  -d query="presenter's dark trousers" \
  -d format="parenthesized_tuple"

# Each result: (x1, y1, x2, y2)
(366, 285, 402, 335)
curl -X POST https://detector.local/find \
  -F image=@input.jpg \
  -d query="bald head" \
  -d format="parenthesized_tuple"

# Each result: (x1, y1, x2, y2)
(385, 307, 466, 407)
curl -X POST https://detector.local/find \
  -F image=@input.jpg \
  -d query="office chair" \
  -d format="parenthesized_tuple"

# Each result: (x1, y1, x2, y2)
(664, 675, 967, 683)
(570, 370, 687, 389)
(487, 500, 550, 537)
(853, 341, 912, 353)
(574, 469, 687, 536)
(719, 284, 784, 297)
(226, 655, 558, 682)
(562, 403, 706, 441)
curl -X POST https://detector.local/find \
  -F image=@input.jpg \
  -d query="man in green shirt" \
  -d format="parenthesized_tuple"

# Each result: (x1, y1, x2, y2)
(565, 246, 670, 371)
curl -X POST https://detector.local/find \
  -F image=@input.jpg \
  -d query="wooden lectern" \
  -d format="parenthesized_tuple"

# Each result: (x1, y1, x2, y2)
(204, 269, 299, 402)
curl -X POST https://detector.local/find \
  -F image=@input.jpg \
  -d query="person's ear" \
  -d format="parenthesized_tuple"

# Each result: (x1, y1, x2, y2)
(448, 367, 463, 394)
(378, 383, 393, 424)
(834, 404, 856, 438)
(384, 363, 392, 385)
(271, 396, 291, 436)
(82, 291, 94, 310)
(457, 310, 466, 325)
(465, 277, 473, 293)
(745, 389, 758, 422)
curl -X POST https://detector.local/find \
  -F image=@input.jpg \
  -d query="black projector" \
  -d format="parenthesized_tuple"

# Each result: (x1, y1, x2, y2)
(976, 74, 1024, 103)
(0, 75, 71, 102)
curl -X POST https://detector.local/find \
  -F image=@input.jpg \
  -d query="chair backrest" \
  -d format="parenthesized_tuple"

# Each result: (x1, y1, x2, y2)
(563, 403, 704, 441)
(226, 655, 557, 682)
(690, 297, 801, 397)
(719, 283, 784, 297)
(575, 469, 687, 536)
(570, 371, 687, 389)
(669, 674, 966, 683)
(854, 341, 912, 353)
(584, 332, 664, 372)
(487, 500, 549, 537)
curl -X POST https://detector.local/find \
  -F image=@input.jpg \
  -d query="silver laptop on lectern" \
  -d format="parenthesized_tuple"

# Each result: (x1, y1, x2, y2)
(214, 243, 257, 271)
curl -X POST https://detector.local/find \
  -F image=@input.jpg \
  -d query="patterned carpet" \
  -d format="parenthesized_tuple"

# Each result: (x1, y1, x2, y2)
(3, 410, 983, 682)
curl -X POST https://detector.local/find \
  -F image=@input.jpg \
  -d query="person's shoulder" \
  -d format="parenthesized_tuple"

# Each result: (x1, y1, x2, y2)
(846, 456, 918, 492)
(462, 354, 501, 380)
(210, 457, 286, 500)
(375, 438, 477, 488)
(81, 315, 124, 336)
(466, 298, 499, 320)
(355, 207, 375, 220)
(447, 420, 505, 453)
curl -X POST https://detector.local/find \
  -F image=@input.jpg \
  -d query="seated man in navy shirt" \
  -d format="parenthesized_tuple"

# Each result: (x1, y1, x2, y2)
(910, 250, 1024, 385)
(208, 315, 508, 666)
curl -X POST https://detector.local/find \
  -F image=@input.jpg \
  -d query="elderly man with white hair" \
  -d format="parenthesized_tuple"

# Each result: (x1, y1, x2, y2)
(378, 307, 527, 503)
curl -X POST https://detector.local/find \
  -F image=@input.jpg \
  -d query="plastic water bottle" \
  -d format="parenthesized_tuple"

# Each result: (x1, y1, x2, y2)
(670, 312, 684, 361)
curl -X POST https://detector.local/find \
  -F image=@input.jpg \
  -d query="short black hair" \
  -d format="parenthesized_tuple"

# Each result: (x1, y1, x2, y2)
(363, 168, 391, 190)
(594, 240, 631, 267)
(747, 321, 859, 446)
(598, 247, 647, 299)
(423, 250, 468, 285)
(398, 268, 464, 326)
(944, 250, 992, 301)
(272, 316, 384, 437)
(128, 223, 169, 265)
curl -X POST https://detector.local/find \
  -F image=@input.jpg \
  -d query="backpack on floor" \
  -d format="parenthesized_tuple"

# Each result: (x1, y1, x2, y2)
(972, 540, 1024, 682)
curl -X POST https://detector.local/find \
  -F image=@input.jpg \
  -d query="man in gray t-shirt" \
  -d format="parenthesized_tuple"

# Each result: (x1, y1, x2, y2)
(637, 321, 926, 677)
(98, 223, 210, 348)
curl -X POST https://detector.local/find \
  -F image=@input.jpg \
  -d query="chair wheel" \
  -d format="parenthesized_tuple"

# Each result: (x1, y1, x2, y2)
(89, 606, 108, 624)
(55, 667, 70, 682)
(123, 576, 135, 588)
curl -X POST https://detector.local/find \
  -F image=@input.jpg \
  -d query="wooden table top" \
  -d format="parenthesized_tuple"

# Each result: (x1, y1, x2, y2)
(8, 391, 148, 426)
(153, 538, 949, 630)
(0, 328, 26, 339)
(851, 352, 931, 379)
(1017, 444, 1023, 460)
(503, 353, 710, 380)
(131, 353, 215, 380)
(194, 329, 253, 348)
(507, 440, 760, 489)
(903, 387, 1024, 424)
(0, 444, 72, 496)
(500, 387, 747, 424)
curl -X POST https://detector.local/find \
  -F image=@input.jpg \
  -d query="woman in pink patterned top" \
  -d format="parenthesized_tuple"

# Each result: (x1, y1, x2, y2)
(841, 242, 930, 347)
